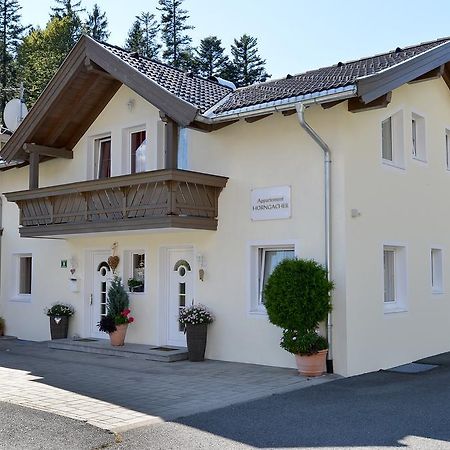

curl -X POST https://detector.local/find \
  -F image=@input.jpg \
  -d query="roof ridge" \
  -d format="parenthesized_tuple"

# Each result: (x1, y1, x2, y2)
(98, 40, 233, 91)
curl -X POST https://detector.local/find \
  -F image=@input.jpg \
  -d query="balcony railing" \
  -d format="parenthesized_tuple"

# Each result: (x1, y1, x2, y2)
(5, 169, 228, 237)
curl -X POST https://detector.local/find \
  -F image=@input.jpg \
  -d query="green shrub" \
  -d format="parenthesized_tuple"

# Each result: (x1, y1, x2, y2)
(45, 303, 75, 317)
(107, 276, 129, 318)
(264, 258, 333, 331)
(280, 329, 328, 355)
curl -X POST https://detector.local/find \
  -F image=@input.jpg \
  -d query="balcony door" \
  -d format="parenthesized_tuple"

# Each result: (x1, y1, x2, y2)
(90, 251, 111, 338)
(167, 248, 194, 347)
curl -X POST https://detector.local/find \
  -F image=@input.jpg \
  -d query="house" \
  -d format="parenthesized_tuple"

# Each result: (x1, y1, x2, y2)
(2, 35, 450, 377)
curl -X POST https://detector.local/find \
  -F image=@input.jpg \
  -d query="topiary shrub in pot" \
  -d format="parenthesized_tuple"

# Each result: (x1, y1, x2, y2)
(97, 276, 134, 346)
(264, 258, 333, 376)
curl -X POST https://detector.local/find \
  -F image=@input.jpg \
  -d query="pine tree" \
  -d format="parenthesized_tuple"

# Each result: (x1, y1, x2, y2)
(0, 0, 28, 123)
(106, 276, 129, 318)
(195, 36, 228, 79)
(226, 34, 270, 87)
(125, 12, 160, 60)
(158, 0, 193, 69)
(18, 16, 74, 105)
(50, 0, 84, 45)
(84, 3, 109, 42)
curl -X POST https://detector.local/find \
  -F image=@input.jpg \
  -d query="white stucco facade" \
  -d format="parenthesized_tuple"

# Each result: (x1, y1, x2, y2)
(2, 76, 450, 377)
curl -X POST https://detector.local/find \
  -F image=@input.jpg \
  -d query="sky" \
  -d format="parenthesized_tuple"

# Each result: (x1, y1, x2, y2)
(18, 0, 450, 79)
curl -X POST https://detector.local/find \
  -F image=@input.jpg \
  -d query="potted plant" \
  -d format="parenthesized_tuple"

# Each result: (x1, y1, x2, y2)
(98, 276, 134, 346)
(264, 258, 333, 377)
(45, 303, 75, 340)
(127, 278, 144, 293)
(0, 317, 4, 336)
(179, 303, 214, 362)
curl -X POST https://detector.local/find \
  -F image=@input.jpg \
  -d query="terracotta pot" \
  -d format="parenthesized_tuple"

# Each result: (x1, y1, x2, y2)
(294, 349, 328, 377)
(109, 324, 128, 346)
(186, 323, 208, 362)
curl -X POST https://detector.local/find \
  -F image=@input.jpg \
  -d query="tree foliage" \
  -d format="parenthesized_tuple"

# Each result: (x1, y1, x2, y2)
(225, 34, 270, 87)
(50, 0, 84, 46)
(195, 36, 228, 79)
(125, 11, 160, 59)
(18, 16, 74, 105)
(158, 0, 193, 69)
(264, 259, 333, 332)
(0, 0, 28, 120)
(84, 3, 109, 41)
(106, 276, 129, 319)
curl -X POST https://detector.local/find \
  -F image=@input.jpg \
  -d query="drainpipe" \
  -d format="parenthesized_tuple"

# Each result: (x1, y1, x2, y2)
(295, 103, 333, 374)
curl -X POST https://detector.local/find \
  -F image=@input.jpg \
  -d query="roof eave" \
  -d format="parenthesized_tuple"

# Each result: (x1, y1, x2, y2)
(357, 40, 450, 103)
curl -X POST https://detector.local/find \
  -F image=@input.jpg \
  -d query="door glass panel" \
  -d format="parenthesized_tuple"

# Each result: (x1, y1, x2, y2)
(179, 282, 186, 331)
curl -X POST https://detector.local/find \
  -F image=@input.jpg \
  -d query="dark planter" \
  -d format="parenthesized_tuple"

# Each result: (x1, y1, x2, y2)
(49, 316, 69, 340)
(186, 323, 208, 362)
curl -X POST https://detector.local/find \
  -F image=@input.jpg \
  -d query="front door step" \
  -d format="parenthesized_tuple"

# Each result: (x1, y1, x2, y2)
(48, 339, 188, 362)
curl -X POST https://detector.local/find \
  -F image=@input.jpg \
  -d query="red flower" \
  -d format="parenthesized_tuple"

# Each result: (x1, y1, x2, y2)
(122, 308, 131, 316)
(128, 317, 135, 323)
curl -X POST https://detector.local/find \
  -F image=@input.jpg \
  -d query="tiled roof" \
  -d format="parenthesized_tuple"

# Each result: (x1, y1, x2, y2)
(100, 42, 232, 113)
(213, 37, 450, 114)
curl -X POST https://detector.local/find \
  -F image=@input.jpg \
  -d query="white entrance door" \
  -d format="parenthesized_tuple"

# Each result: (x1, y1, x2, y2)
(167, 248, 194, 347)
(90, 251, 112, 338)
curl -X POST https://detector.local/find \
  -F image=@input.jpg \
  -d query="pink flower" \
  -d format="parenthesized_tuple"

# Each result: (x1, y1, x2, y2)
(122, 308, 131, 316)
(128, 317, 135, 323)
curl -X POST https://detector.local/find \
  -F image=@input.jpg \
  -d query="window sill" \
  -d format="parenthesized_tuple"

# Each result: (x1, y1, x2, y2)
(128, 291, 146, 296)
(412, 156, 427, 164)
(249, 307, 268, 317)
(10, 295, 32, 303)
(384, 304, 407, 314)
(432, 290, 444, 295)
(382, 160, 405, 171)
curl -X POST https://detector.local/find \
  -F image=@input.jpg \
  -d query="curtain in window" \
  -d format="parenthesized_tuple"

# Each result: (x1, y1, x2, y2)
(98, 140, 111, 179)
(131, 131, 147, 173)
(383, 250, 395, 303)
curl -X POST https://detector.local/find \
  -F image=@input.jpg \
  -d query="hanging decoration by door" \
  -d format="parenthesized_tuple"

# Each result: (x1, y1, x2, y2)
(108, 242, 120, 273)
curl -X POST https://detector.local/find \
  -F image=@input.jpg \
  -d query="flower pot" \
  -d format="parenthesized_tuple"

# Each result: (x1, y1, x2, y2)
(109, 324, 128, 346)
(186, 323, 208, 362)
(294, 349, 328, 377)
(49, 316, 69, 340)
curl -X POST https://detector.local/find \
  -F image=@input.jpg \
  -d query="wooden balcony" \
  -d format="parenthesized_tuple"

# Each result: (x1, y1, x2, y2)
(5, 169, 228, 237)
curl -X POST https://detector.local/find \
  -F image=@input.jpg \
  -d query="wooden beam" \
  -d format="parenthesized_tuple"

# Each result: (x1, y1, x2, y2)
(29, 151, 40, 189)
(282, 109, 296, 116)
(408, 65, 444, 84)
(23, 143, 73, 159)
(245, 113, 272, 123)
(161, 115, 179, 169)
(190, 119, 238, 132)
(348, 92, 392, 113)
(321, 99, 346, 110)
(442, 63, 450, 91)
(84, 58, 115, 80)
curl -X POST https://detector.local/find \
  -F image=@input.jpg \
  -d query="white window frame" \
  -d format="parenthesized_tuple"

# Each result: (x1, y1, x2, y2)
(248, 240, 298, 315)
(445, 129, 450, 171)
(123, 249, 147, 295)
(12, 253, 33, 302)
(94, 136, 112, 179)
(381, 110, 405, 170)
(431, 248, 444, 294)
(411, 112, 426, 162)
(382, 244, 407, 314)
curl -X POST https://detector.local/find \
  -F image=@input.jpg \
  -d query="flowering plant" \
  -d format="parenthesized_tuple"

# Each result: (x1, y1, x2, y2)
(45, 303, 75, 317)
(280, 329, 327, 355)
(98, 308, 134, 334)
(179, 304, 214, 326)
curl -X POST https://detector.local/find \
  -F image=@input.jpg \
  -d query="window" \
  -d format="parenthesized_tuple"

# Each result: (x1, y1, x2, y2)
(381, 111, 404, 168)
(383, 245, 407, 313)
(124, 251, 146, 293)
(249, 242, 296, 314)
(15, 254, 32, 298)
(130, 130, 147, 173)
(445, 130, 450, 170)
(431, 248, 443, 294)
(411, 113, 426, 161)
(95, 137, 111, 179)
(178, 127, 189, 169)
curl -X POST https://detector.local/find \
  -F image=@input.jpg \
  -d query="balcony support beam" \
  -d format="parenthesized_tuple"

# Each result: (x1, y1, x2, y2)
(29, 151, 40, 190)
(161, 114, 179, 169)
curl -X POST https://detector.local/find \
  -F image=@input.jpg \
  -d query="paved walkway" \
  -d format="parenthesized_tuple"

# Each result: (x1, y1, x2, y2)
(0, 339, 337, 432)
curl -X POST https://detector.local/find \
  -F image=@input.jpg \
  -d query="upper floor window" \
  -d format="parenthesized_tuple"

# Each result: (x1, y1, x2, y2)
(411, 113, 426, 162)
(130, 130, 147, 173)
(95, 137, 111, 179)
(381, 111, 404, 169)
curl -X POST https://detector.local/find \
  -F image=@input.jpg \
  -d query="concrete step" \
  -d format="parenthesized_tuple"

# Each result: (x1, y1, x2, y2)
(48, 338, 188, 362)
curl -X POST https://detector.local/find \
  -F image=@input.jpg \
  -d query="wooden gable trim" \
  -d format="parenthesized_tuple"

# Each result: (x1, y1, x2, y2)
(348, 92, 392, 113)
(84, 37, 198, 126)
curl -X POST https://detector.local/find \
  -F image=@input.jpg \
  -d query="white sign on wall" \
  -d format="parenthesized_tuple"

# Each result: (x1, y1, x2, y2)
(251, 186, 291, 221)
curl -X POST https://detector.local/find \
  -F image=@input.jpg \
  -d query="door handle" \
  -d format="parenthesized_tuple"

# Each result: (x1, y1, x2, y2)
(89, 294, 93, 305)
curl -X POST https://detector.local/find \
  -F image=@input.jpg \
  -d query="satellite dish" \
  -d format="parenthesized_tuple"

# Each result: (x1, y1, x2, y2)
(3, 98, 28, 132)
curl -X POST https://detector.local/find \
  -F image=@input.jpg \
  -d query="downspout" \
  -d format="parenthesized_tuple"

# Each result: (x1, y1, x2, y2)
(295, 103, 333, 374)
